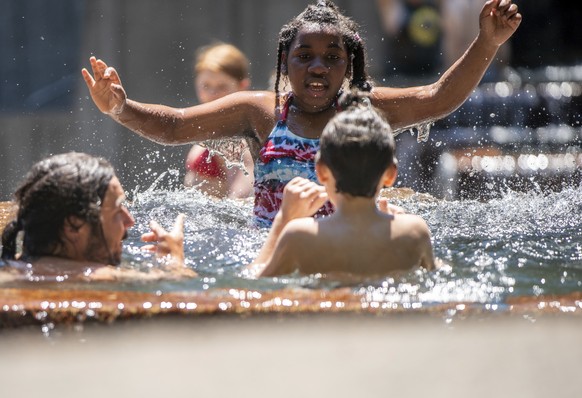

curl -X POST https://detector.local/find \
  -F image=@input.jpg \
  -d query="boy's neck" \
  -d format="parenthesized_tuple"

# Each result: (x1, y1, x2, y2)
(332, 193, 379, 218)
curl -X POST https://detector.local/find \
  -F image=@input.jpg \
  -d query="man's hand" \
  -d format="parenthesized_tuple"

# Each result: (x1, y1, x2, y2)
(141, 214, 186, 267)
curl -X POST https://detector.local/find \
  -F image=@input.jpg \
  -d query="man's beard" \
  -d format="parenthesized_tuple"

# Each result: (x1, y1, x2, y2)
(84, 224, 127, 265)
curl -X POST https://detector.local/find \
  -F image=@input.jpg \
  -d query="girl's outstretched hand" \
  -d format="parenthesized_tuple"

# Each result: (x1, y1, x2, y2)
(479, 0, 522, 47)
(279, 177, 328, 222)
(81, 56, 127, 115)
(141, 214, 186, 268)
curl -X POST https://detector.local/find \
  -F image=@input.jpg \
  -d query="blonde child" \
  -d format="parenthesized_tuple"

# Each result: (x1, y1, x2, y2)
(184, 42, 254, 198)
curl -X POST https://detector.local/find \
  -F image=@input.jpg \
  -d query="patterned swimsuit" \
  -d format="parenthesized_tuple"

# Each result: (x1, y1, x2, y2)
(253, 95, 334, 224)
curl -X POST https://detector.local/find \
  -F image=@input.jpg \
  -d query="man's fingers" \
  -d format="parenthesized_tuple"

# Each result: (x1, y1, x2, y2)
(172, 214, 185, 234)
(149, 220, 165, 237)
(141, 244, 156, 252)
(141, 231, 157, 242)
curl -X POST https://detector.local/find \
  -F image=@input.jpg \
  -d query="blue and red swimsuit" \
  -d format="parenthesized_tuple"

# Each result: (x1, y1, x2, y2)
(253, 94, 334, 224)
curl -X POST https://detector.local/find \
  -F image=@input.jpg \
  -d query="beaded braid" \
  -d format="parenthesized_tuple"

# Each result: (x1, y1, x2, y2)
(274, 0, 373, 103)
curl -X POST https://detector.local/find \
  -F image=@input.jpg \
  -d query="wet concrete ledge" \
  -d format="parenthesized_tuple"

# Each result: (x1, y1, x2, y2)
(1, 286, 582, 329)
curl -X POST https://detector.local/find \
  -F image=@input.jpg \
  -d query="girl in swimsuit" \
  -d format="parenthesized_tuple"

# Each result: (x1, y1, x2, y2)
(82, 0, 521, 224)
(184, 42, 255, 199)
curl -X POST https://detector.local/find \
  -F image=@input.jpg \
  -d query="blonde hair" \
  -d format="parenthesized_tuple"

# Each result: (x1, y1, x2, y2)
(194, 42, 250, 82)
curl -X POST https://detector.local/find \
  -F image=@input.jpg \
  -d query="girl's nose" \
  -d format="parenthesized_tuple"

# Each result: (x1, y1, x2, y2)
(308, 57, 328, 75)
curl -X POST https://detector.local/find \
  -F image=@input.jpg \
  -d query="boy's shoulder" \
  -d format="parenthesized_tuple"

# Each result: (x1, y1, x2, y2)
(390, 213, 431, 239)
(282, 216, 319, 237)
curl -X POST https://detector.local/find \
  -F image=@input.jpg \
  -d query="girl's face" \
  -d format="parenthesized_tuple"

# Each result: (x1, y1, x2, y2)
(195, 70, 247, 104)
(284, 26, 349, 112)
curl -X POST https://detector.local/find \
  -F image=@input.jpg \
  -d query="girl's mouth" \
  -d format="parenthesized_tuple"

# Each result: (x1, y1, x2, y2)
(306, 81, 328, 96)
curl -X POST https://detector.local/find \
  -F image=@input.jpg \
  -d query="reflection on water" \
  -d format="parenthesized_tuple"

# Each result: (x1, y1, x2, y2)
(1, 182, 582, 323)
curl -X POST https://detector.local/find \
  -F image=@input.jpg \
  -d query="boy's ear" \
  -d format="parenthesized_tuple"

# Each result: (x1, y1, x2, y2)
(240, 78, 251, 91)
(381, 163, 398, 188)
(315, 160, 331, 184)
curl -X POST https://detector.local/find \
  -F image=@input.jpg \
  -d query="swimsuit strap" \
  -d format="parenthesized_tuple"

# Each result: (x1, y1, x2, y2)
(280, 93, 293, 123)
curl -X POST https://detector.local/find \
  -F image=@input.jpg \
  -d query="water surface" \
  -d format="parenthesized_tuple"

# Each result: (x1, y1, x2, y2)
(1, 183, 581, 325)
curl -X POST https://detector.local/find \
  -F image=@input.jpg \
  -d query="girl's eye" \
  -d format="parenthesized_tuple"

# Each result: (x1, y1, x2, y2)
(328, 52, 345, 60)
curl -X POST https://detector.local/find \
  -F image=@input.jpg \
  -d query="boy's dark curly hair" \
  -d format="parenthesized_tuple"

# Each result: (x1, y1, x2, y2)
(317, 90, 396, 198)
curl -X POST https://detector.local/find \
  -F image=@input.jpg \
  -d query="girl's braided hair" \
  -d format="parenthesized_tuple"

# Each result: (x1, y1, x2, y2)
(273, 0, 373, 103)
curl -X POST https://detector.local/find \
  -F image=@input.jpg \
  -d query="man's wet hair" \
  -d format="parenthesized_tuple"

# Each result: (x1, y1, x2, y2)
(1, 152, 115, 260)
(273, 0, 373, 100)
(317, 90, 396, 198)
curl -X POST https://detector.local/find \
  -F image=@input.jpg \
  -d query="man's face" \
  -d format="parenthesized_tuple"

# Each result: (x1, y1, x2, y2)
(83, 177, 135, 265)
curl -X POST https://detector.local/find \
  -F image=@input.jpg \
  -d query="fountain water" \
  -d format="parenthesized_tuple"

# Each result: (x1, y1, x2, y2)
(1, 67, 582, 330)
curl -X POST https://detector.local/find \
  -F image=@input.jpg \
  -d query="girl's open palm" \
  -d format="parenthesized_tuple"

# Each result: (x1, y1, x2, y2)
(81, 56, 127, 115)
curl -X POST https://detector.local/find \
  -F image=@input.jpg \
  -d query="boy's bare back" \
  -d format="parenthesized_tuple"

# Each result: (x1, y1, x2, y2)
(260, 210, 435, 278)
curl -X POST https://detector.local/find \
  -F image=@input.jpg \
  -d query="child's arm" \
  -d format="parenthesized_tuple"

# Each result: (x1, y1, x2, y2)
(250, 177, 328, 275)
(81, 57, 273, 145)
(372, 0, 522, 131)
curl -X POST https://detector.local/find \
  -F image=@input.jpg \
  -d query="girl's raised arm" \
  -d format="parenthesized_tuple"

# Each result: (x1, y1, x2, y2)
(82, 56, 275, 145)
(372, 0, 522, 132)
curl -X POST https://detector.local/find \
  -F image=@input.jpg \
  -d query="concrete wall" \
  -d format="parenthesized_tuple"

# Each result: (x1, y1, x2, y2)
(0, 0, 386, 200)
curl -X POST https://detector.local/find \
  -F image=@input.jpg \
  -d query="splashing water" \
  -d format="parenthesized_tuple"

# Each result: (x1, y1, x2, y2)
(99, 183, 582, 303)
(393, 121, 434, 143)
(199, 138, 250, 175)
(2, 182, 581, 311)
